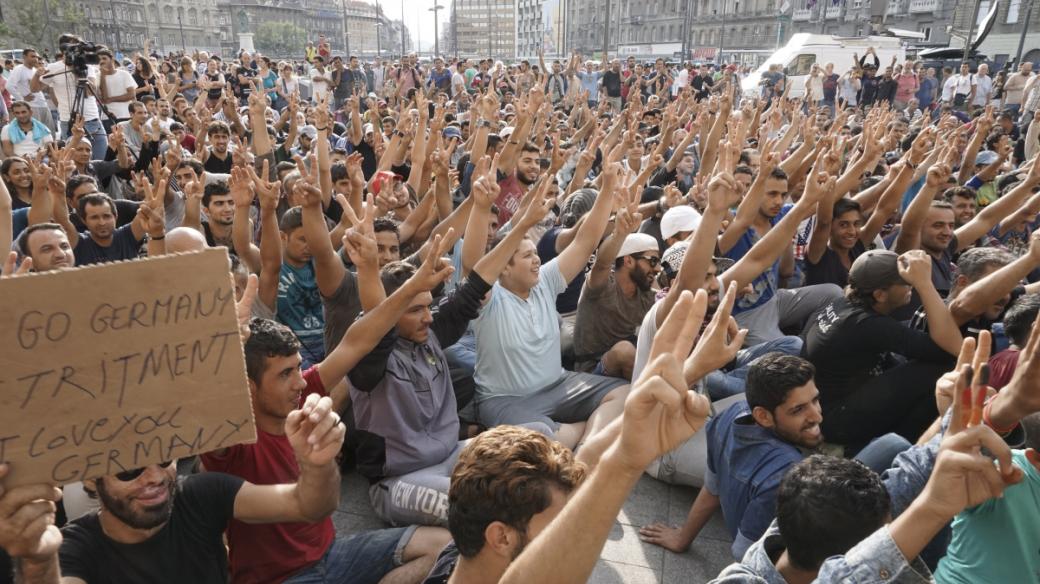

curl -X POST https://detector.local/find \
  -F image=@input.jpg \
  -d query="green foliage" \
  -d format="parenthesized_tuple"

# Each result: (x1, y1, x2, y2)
(254, 22, 307, 57)
(9, 0, 83, 51)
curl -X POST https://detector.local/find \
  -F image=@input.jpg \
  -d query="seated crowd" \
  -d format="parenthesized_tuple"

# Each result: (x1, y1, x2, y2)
(4, 35, 1040, 584)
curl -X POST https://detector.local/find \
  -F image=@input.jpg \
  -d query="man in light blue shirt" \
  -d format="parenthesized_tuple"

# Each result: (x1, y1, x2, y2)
(473, 169, 626, 449)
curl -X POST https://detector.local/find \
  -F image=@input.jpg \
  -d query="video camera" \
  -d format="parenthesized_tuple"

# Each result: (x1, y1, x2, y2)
(60, 38, 101, 78)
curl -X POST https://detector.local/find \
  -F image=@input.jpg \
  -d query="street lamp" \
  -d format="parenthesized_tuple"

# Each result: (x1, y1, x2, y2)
(177, 7, 186, 52)
(429, 3, 444, 58)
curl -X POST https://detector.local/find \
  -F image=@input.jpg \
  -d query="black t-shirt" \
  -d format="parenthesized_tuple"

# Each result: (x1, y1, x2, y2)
(536, 226, 595, 314)
(355, 139, 378, 181)
(204, 151, 234, 174)
(802, 297, 951, 404)
(691, 74, 713, 100)
(70, 200, 140, 232)
(59, 473, 244, 584)
(73, 224, 144, 266)
(804, 240, 866, 288)
(602, 70, 622, 98)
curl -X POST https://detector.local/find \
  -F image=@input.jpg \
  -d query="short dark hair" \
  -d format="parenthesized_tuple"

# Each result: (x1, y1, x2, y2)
(943, 186, 976, 203)
(330, 162, 349, 183)
(203, 181, 231, 207)
(380, 261, 416, 296)
(66, 174, 98, 199)
(956, 247, 1013, 281)
(776, 455, 890, 571)
(279, 206, 304, 233)
(768, 167, 788, 182)
(244, 318, 301, 382)
(832, 197, 862, 220)
(207, 120, 231, 137)
(77, 193, 116, 218)
(448, 426, 587, 557)
(1004, 294, 1040, 347)
(745, 353, 815, 415)
(176, 159, 205, 178)
(17, 223, 65, 257)
(373, 217, 400, 237)
(733, 164, 754, 177)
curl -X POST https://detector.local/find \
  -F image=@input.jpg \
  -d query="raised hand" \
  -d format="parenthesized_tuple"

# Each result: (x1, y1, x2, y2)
(228, 165, 256, 209)
(248, 158, 281, 210)
(897, 249, 932, 288)
(610, 290, 712, 474)
(409, 231, 456, 291)
(340, 193, 378, 267)
(286, 393, 345, 467)
(1, 252, 32, 277)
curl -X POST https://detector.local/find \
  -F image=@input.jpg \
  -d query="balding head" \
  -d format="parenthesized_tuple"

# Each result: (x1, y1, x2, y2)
(165, 227, 208, 253)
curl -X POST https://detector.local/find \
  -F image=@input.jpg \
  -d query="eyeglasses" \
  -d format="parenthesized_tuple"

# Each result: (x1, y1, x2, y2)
(114, 460, 174, 482)
(632, 255, 661, 267)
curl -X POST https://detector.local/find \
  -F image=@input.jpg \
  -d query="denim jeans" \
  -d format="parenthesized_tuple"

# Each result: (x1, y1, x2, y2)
(61, 117, 109, 161)
(852, 433, 912, 474)
(283, 526, 415, 584)
(703, 336, 803, 401)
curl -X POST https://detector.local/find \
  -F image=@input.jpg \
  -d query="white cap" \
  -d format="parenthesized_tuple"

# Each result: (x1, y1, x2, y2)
(616, 233, 660, 259)
(500, 126, 515, 139)
(660, 206, 702, 240)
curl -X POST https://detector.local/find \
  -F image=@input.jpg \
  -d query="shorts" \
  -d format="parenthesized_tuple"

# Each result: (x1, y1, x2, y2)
(476, 371, 627, 431)
(284, 526, 417, 584)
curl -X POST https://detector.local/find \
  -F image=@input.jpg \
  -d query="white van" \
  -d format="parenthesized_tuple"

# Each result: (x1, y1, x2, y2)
(741, 34, 906, 99)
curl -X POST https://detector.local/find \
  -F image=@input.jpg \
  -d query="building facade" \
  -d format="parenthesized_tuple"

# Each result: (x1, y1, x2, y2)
(786, 0, 957, 46)
(454, 0, 516, 60)
(515, 0, 568, 58)
(950, 0, 1040, 65)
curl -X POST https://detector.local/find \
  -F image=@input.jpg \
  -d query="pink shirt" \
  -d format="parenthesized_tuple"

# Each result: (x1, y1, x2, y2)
(895, 73, 919, 103)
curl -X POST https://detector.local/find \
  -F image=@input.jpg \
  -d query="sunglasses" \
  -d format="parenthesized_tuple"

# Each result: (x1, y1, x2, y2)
(632, 255, 661, 267)
(114, 460, 173, 482)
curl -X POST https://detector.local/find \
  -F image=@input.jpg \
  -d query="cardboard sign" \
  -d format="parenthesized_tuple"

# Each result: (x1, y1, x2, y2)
(0, 249, 256, 488)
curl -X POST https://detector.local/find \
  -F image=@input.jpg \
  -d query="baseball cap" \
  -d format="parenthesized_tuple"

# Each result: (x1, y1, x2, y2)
(561, 188, 598, 228)
(299, 125, 317, 140)
(660, 241, 734, 279)
(976, 150, 999, 166)
(362, 122, 375, 135)
(660, 206, 702, 240)
(848, 250, 907, 292)
(500, 126, 515, 139)
(442, 126, 462, 140)
(616, 233, 660, 259)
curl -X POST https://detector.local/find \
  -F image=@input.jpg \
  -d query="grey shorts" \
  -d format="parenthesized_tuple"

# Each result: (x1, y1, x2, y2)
(476, 371, 627, 431)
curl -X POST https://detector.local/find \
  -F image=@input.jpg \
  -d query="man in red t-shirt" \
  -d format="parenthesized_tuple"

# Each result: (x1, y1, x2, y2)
(202, 312, 451, 582)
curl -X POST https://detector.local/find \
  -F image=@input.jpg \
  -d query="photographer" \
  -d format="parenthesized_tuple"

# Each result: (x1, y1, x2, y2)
(29, 34, 108, 160)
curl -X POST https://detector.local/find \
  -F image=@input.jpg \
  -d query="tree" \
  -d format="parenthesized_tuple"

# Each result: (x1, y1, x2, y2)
(254, 22, 307, 58)
(10, 0, 83, 52)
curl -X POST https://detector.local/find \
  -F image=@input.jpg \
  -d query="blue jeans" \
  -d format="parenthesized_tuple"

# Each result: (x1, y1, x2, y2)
(852, 433, 912, 474)
(703, 336, 803, 401)
(61, 117, 108, 161)
(284, 526, 415, 584)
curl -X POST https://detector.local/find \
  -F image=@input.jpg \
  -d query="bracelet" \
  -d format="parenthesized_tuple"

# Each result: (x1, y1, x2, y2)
(983, 397, 1019, 435)
(150, 234, 166, 241)
(315, 126, 328, 132)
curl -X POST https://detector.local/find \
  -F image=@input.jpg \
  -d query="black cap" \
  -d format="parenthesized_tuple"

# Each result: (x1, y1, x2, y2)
(848, 250, 906, 292)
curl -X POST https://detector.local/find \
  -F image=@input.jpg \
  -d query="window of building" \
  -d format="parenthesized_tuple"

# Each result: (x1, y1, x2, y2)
(977, 0, 991, 26)
(920, 26, 931, 40)
(1008, 0, 1021, 23)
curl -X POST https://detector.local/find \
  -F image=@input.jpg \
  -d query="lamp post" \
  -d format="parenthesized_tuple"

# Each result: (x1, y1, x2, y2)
(400, 0, 406, 54)
(177, 7, 186, 52)
(429, 3, 444, 57)
(602, 0, 611, 60)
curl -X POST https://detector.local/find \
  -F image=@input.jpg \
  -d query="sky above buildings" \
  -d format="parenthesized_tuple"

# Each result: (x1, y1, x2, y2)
(381, 0, 453, 53)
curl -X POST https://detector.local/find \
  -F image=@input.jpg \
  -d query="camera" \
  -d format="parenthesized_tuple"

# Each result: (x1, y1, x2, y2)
(60, 37, 100, 78)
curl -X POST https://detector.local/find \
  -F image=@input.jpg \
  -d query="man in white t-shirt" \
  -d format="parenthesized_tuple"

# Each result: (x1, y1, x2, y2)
(97, 48, 137, 125)
(451, 61, 467, 98)
(944, 63, 973, 111)
(30, 34, 108, 160)
(0, 100, 54, 157)
(6, 48, 55, 132)
(971, 63, 993, 109)
(309, 56, 332, 104)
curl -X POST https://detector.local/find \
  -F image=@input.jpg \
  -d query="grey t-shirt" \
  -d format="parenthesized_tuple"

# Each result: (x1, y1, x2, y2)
(321, 268, 362, 355)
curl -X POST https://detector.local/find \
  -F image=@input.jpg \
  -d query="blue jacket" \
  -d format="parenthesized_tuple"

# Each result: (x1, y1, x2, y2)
(705, 399, 804, 560)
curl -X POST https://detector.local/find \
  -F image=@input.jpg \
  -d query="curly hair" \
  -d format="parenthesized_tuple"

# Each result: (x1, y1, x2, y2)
(244, 318, 300, 382)
(448, 426, 587, 557)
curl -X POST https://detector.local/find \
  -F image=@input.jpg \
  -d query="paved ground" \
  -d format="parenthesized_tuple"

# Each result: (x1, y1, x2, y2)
(334, 471, 735, 584)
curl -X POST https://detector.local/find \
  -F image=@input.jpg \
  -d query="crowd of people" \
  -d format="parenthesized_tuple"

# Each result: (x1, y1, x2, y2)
(2, 31, 1040, 583)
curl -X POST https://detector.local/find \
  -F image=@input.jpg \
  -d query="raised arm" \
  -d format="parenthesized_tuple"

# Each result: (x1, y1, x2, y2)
(556, 162, 620, 282)
(586, 185, 642, 289)
(228, 166, 262, 273)
(893, 164, 949, 254)
(950, 232, 1040, 326)
(717, 149, 779, 254)
(955, 157, 1040, 249)
(900, 250, 963, 355)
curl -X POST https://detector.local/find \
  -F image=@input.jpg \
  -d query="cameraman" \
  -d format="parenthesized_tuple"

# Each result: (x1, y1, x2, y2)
(29, 33, 108, 160)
